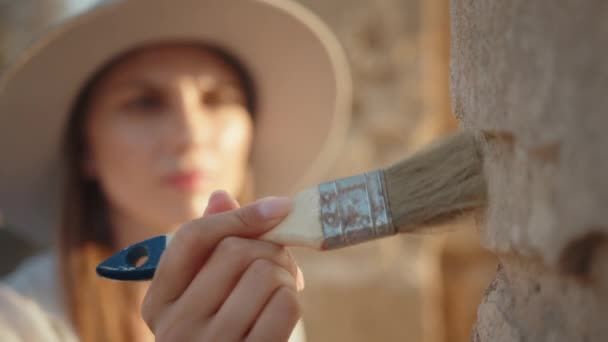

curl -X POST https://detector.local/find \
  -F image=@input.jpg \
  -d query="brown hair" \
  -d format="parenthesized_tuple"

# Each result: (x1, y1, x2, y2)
(59, 43, 256, 342)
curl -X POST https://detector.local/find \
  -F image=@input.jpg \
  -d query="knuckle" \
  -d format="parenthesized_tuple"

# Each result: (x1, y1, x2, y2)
(220, 240, 291, 275)
(249, 258, 277, 278)
(265, 246, 298, 280)
(151, 311, 201, 342)
(276, 287, 301, 320)
(216, 236, 248, 257)
(235, 201, 267, 228)
(154, 322, 184, 342)
(248, 259, 297, 291)
(140, 295, 156, 330)
(279, 248, 298, 272)
(154, 324, 172, 342)
(141, 304, 174, 342)
(202, 321, 224, 342)
(172, 222, 199, 250)
(234, 206, 253, 227)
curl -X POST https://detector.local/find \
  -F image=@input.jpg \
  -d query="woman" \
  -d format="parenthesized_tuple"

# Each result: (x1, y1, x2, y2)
(0, 0, 351, 341)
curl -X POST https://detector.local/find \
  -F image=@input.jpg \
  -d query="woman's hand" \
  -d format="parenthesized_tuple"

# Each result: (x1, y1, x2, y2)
(141, 191, 304, 342)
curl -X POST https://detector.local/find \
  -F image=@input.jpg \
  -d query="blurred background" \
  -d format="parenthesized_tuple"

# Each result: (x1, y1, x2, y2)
(0, 0, 497, 341)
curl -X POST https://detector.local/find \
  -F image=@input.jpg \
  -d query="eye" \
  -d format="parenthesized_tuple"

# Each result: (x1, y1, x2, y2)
(124, 92, 165, 112)
(201, 86, 244, 108)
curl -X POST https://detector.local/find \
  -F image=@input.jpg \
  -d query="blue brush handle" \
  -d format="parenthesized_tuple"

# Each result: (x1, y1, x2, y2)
(96, 234, 170, 281)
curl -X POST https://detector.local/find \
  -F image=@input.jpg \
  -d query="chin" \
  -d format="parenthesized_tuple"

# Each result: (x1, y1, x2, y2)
(163, 196, 208, 223)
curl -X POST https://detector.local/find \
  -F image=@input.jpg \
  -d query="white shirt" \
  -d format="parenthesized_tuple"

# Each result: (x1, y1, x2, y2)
(0, 253, 77, 342)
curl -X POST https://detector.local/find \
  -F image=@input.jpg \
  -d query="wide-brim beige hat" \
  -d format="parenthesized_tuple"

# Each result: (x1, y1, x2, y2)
(0, 0, 352, 245)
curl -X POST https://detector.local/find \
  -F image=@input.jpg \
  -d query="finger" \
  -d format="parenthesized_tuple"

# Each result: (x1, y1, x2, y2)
(143, 196, 292, 327)
(203, 190, 240, 216)
(175, 238, 298, 320)
(205, 259, 297, 340)
(245, 287, 301, 342)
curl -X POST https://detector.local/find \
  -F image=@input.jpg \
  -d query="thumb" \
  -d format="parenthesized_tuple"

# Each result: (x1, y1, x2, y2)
(208, 196, 292, 235)
(203, 190, 240, 216)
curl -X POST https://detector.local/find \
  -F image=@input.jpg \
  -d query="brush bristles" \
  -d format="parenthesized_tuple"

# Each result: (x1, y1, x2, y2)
(385, 131, 486, 232)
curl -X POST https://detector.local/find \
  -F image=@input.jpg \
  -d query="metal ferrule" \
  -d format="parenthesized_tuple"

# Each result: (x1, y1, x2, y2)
(319, 171, 395, 250)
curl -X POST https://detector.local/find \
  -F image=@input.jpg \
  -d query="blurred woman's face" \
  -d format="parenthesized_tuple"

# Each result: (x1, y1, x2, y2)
(84, 45, 253, 239)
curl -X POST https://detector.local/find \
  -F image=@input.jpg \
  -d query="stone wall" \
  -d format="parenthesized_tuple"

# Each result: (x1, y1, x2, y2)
(451, 1, 608, 340)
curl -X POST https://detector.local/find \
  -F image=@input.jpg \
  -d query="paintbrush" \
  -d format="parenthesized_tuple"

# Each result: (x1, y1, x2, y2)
(97, 130, 486, 280)
(260, 129, 486, 249)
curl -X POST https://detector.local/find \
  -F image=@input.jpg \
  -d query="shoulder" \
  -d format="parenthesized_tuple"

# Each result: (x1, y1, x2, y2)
(0, 283, 76, 341)
(3, 252, 63, 316)
(0, 252, 77, 341)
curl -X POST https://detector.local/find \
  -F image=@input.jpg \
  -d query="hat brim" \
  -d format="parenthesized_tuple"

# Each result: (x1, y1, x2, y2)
(0, 0, 351, 245)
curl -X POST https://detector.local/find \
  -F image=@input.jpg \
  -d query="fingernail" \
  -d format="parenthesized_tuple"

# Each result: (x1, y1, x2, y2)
(208, 190, 228, 204)
(203, 190, 227, 216)
(296, 267, 305, 291)
(257, 196, 292, 219)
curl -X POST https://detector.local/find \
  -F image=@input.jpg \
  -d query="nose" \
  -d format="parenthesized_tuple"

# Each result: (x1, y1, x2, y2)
(169, 81, 213, 151)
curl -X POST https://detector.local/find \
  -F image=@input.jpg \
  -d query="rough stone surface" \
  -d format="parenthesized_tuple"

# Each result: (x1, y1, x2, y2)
(451, 0, 608, 265)
(451, 0, 608, 340)
(474, 254, 608, 342)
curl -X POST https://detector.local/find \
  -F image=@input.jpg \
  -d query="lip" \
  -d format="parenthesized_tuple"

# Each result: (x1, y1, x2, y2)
(163, 170, 208, 191)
